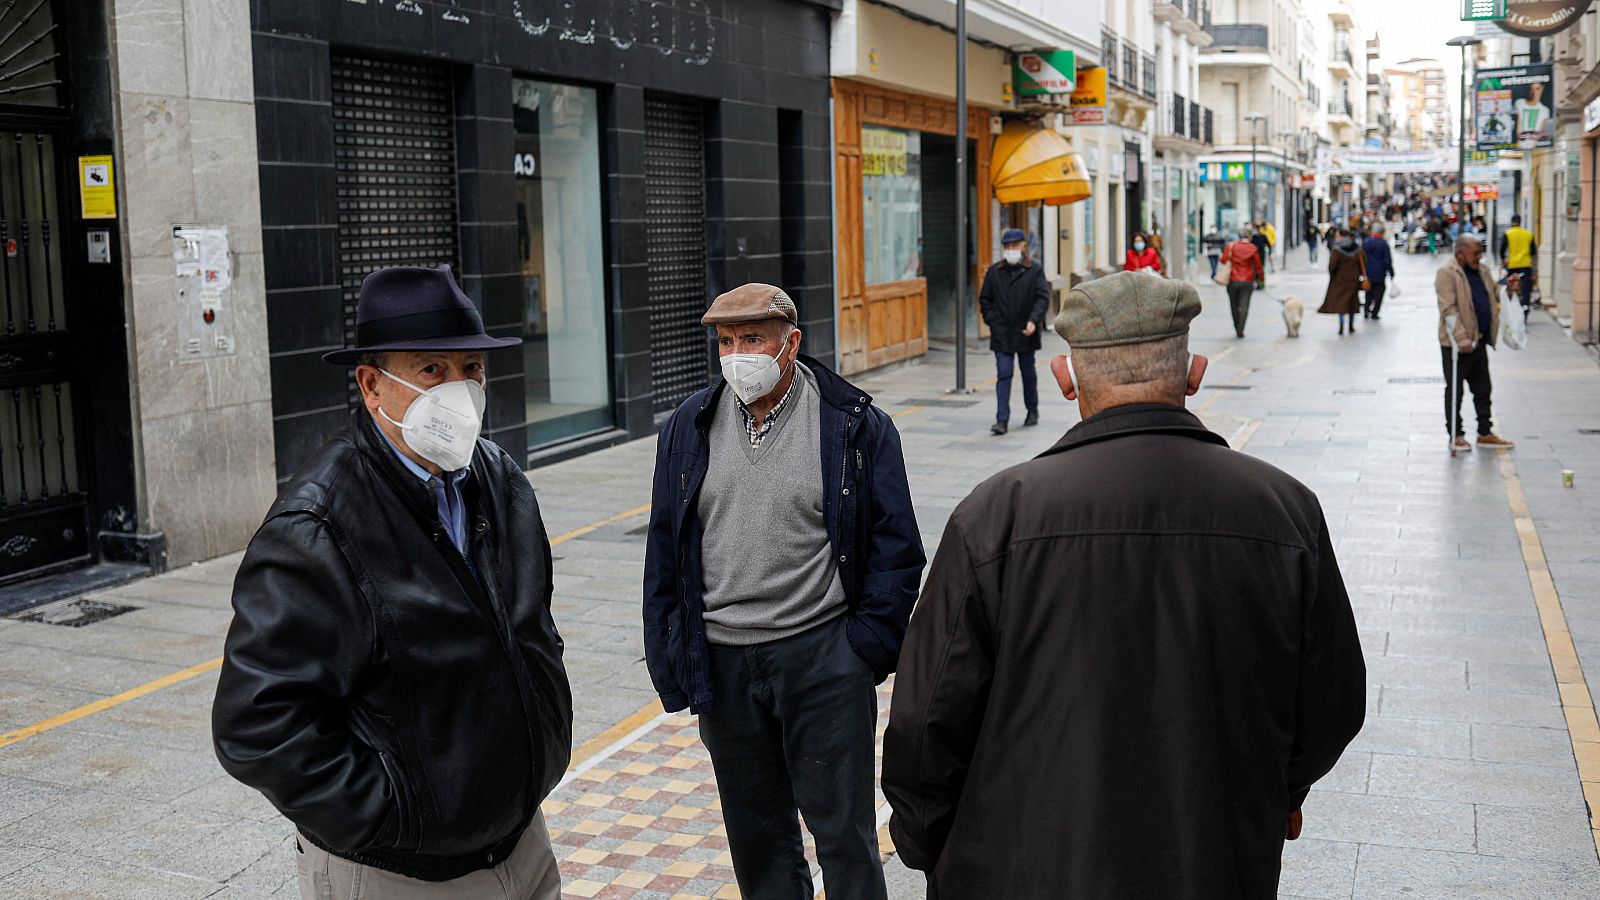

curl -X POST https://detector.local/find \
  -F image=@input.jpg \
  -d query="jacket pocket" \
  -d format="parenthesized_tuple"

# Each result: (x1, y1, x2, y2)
(375, 750, 423, 853)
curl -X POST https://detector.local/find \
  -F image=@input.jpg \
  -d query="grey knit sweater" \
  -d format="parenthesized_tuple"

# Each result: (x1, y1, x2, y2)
(698, 364, 847, 645)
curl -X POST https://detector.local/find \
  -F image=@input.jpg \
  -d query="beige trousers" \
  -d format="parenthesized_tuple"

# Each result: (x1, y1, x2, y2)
(296, 812, 561, 900)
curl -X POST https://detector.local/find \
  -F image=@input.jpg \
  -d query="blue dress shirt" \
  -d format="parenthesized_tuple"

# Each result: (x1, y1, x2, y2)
(379, 430, 474, 565)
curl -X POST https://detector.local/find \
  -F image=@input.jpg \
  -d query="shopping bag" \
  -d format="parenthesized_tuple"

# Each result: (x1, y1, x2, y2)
(1501, 296, 1527, 350)
(1390, 281, 1402, 299)
(1212, 244, 1232, 286)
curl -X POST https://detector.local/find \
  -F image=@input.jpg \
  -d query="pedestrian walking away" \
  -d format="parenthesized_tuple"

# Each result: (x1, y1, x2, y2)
(1260, 219, 1278, 272)
(212, 265, 573, 900)
(1497, 214, 1538, 319)
(1124, 232, 1163, 276)
(980, 228, 1051, 435)
(1251, 222, 1272, 274)
(1222, 225, 1264, 338)
(1437, 235, 1516, 452)
(1320, 229, 1367, 335)
(1202, 226, 1226, 279)
(1361, 224, 1395, 320)
(1306, 213, 1320, 264)
(642, 283, 926, 900)
(882, 270, 1366, 898)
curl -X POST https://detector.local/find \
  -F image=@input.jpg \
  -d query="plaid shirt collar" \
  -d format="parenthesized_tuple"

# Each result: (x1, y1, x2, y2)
(737, 370, 801, 448)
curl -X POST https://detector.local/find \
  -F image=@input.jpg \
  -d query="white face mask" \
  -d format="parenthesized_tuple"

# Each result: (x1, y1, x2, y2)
(1003, 249, 1023, 265)
(1134, 241, 1146, 251)
(377, 369, 487, 472)
(719, 334, 792, 405)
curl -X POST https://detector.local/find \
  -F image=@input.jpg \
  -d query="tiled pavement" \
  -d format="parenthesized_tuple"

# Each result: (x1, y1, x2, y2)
(1, 245, 1599, 897)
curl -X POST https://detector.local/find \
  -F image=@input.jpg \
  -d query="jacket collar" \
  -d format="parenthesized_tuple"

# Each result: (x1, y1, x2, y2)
(1037, 403, 1228, 459)
(694, 353, 873, 428)
(353, 408, 483, 521)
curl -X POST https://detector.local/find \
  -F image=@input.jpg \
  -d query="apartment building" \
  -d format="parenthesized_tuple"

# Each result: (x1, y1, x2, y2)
(1386, 59, 1452, 150)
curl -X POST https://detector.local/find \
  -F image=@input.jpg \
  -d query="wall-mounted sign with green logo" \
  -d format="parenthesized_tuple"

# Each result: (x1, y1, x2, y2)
(1013, 50, 1076, 97)
(1460, 0, 1506, 20)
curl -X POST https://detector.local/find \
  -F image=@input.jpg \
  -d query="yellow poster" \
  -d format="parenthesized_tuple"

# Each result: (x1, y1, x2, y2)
(79, 155, 116, 219)
(862, 127, 908, 177)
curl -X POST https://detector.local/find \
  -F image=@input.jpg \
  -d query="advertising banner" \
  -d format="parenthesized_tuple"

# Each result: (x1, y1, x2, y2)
(1476, 64, 1555, 150)
(1325, 148, 1457, 174)
(1465, 150, 1499, 182)
(1013, 50, 1076, 97)
(1464, 183, 1500, 201)
(1069, 67, 1107, 125)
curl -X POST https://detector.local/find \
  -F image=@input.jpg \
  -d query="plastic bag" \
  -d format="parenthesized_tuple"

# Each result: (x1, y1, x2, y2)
(1390, 281, 1402, 299)
(1501, 296, 1527, 350)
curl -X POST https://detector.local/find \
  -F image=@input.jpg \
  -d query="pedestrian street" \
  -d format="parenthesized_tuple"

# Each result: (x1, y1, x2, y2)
(2, 250, 1600, 898)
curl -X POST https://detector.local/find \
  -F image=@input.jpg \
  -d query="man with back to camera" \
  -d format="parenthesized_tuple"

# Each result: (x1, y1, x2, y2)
(882, 270, 1367, 898)
(1498, 214, 1538, 318)
(642, 283, 925, 899)
(213, 265, 572, 899)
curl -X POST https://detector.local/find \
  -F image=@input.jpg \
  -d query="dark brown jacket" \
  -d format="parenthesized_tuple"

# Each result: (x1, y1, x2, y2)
(1319, 242, 1367, 315)
(883, 404, 1365, 898)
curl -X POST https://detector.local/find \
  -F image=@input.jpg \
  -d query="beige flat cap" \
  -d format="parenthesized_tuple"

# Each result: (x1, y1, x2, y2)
(1053, 271, 1200, 349)
(701, 283, 798, 326)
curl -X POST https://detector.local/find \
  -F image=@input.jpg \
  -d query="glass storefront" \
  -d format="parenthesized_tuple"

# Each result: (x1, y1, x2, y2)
(513, 78, 612, 447)
(861, 126, 923, 285)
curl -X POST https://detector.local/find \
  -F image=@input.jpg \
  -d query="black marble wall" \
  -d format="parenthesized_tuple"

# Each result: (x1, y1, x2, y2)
(252, 0, 839, 478)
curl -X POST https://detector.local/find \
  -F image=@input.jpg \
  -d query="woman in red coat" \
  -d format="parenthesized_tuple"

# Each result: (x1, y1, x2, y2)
(1124, 233, 1163, 275)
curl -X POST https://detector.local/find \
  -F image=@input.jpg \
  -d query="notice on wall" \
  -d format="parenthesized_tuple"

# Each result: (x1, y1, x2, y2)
(862, 127, 912, 177)
(1476, 64, 1554, 151)
(172, 225, 236, 361)
(78, 156, 116, 219)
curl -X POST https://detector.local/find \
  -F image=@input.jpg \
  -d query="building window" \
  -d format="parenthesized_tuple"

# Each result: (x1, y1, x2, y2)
(512, 78, 612, 447)
(861, 126, 923, 285)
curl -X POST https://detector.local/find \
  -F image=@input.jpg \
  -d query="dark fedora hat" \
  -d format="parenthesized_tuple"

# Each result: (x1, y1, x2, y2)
(322, 264, 521, 365)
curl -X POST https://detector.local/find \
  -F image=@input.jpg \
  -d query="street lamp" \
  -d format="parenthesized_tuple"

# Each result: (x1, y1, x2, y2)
(1244, 112, 1267, 226)
(1446, 36, 1481, 225)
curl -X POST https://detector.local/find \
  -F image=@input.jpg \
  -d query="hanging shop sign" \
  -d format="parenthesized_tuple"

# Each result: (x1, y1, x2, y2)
(1013, 50, 1077, 97)
(1069, 67, 1107, 125)
(1324, 148, 1457, 174)
(1476, 64, 1555, 151)
(1496, 0, 1593, 38)
(1585, 95, 1600, 133)
(1460, 0, 1507, 19)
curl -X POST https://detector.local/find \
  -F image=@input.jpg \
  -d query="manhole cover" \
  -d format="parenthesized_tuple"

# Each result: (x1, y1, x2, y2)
(1388, 376, 1444, 384)
(1204, 384, 1253, 391)
(902, 398, 981, 408)
(11, 597, 139, 628)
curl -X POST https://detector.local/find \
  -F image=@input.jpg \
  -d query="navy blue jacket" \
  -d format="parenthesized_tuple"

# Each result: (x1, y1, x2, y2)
(1361, 236, 1394, 286)
(642, 355, 926, 713)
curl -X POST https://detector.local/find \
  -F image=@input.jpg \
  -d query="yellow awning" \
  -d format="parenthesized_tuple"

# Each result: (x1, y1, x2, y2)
(992, 120, 1092, 206)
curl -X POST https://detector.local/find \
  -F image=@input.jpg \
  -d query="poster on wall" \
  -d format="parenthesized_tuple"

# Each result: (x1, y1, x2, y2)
(1476, 64, 1554, 151)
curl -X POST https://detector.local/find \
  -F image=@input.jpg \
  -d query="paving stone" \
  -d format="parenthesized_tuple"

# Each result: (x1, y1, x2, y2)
(0, 849, 223, 899)
(1466, 661, 1559, 696)
(1298, 792, 1476, 852)
(1362, 655, 1467, 691)
(1313, 751, 1371, 795)
(1366, 753, 1587, 810)
(1379, 687, 1565, 729)
(1474, 804, 1600, 865)
(1470, 723, 1579, 769)
(1347, 716, 1471, 760)
(1351, 843, 1600, 899)
(1277, 838, 1359, 900)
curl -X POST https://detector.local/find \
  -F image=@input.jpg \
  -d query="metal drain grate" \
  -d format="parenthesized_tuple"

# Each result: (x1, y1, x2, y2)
(1204, 384, 1253, 391)
(1388, 376, 1444, 384)
(11, 596, 139, 628)
(903, 398, 982, 408)
(1579, 429, 1600, 436)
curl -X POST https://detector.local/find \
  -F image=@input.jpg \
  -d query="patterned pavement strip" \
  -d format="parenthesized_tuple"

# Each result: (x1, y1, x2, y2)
(542, 681, 895, 899)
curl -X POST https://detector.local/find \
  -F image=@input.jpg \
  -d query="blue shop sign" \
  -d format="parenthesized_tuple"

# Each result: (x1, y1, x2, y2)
(1198, 161, 1280, 183)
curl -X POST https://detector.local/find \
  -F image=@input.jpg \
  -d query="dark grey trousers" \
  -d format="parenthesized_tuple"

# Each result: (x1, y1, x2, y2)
(1227, 281, 1255, 335)
(1442, 345, 1494, 437)
(699, 616, 886, 900)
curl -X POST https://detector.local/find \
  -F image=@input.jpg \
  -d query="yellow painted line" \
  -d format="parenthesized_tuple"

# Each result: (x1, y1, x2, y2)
(1193, 367, 1256, 415)
(1228, 418, 1263, 450)
(892, 405, 925, 420)
(0, 655, 224, 750)
(1496, 454, 1600, 858)
(0, 502, 659, 753)
(567, 698, 666, 771)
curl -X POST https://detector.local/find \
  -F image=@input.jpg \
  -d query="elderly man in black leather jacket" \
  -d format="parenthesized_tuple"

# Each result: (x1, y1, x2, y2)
(213, 265, 572, 899)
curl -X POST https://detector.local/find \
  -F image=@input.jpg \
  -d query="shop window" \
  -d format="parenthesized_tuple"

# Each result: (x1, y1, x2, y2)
(861, 126, 923, 285)
(513, 78, 613, 447)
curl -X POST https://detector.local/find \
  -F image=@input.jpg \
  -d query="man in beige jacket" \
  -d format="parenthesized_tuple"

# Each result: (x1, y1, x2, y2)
(1436, 235, 1515, 452)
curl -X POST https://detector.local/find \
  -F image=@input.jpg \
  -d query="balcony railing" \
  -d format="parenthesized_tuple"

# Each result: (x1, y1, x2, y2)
(1331, 46, 1355, 70)
(1328, 99, 1353, 119)
(1205, 23, 1269, 51)
(1204, 108, 1214, 144)
(1102, 29, 1119, 86)
(1159, 92, 1214, 145)
(1142, 53, 1157, 99)
(1122, 40, 1138, 87)
(1158, 0, 1212, 28)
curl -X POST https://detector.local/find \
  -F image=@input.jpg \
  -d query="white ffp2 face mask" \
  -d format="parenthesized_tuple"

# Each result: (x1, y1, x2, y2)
(377, 369, 487, 472)
(719, 336, 792, 405)
(1003, 249, 1023, 265)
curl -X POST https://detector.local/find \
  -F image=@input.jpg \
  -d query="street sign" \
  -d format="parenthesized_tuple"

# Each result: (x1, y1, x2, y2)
(1497, 0, 1593, 37)
(1461, 0, 1506, 19)
(1013, 50, 1076, 97)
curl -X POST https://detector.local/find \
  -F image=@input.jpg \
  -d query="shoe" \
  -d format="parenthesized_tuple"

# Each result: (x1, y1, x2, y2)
(1023, 410, 1039, 427)
(1236, 329, 1246, 338)
(1349, 320, 1356, 332)
(1453, 437, 1474, 452)
(991, 421, 1008, 436)
(1477, 434, 1515, 449)
(1339, 323, 1345, 335)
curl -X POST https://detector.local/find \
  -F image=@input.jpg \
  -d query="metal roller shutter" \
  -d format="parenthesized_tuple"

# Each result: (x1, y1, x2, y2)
(331, 53, 458, 405)
(643, 94, 709, 414)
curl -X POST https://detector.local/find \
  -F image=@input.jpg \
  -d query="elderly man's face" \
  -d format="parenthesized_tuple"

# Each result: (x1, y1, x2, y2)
(1457, 240, 1485, 269)
(715, 320, 797, 362)
(356, 350, 485, 428)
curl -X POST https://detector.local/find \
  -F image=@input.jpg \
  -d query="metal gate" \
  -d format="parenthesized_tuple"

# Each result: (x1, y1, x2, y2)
(331, 53, 458, 406)
(0, 0, 90, 586)
(643, 93, 708, 414)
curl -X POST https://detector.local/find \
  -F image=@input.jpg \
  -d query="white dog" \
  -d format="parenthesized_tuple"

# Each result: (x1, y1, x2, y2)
(1279, 295, 1305, 338)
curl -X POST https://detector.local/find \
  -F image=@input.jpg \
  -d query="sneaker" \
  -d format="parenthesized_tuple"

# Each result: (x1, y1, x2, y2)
(1453, 437, 1474, 452)
(1477, 434, 1515, 449)
(1023, 410, 1039, 427)
(991, 421, 1008, 436)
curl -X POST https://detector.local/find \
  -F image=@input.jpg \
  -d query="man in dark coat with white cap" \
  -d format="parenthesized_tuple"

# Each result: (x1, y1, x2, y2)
(883, 271, 1366, 897)
(643, 283, 924, 899)
(213, 265, 572, 899)
(978, 227, 1051, 435)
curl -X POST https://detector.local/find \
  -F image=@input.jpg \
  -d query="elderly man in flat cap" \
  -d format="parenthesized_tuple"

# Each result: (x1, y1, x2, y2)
(214, 264, 572, 899)
(979, 227, 1051, 435)
(883, 271, 1365, 898)
(643, 283, 925, 899)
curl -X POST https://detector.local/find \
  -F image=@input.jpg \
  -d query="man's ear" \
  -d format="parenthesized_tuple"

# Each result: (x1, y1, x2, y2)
(1185, 354, 1208, 397)
(1050, 354, 1077, 401)
(354, 365, 384, 413)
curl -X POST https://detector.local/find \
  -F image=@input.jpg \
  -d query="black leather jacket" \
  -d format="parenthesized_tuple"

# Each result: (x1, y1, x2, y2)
(212, 411, 572, 881)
